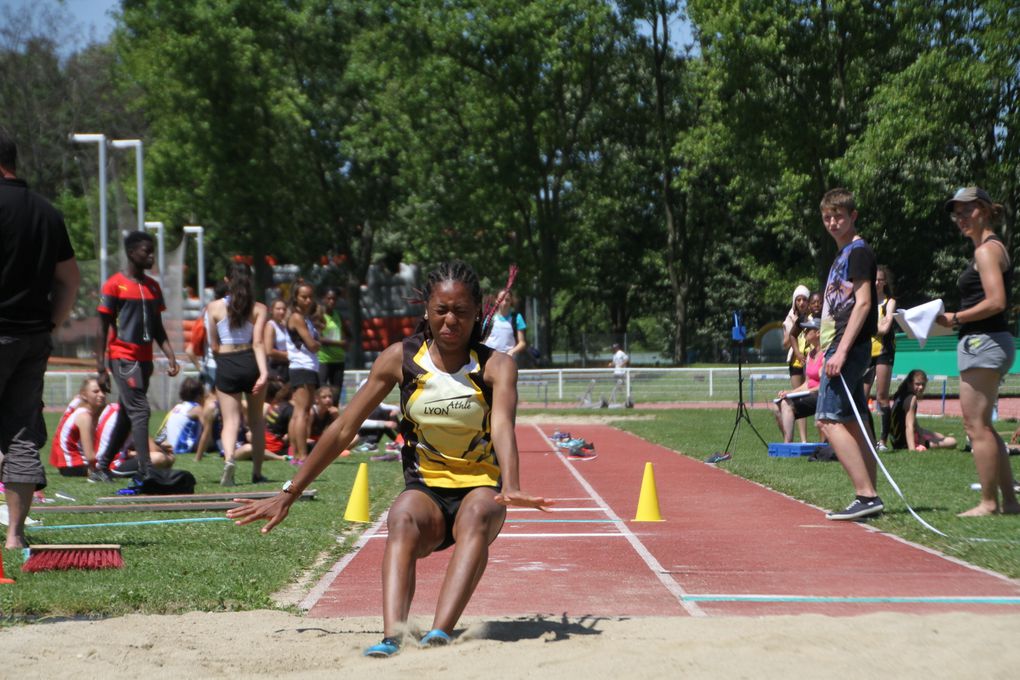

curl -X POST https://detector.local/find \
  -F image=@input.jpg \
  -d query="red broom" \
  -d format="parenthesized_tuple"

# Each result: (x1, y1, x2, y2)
(21, 544, 124, 572)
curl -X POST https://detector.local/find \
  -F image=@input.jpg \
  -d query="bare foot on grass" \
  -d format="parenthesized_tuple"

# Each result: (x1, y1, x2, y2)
(958, 503, 998, 517)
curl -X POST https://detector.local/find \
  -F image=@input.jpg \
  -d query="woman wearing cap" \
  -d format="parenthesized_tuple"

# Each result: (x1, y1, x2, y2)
(937, 187, 1020, 516)
(782, 285, 811, 442)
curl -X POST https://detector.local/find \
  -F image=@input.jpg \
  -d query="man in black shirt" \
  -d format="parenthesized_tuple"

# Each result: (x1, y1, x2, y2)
(0, 127, 80, 549)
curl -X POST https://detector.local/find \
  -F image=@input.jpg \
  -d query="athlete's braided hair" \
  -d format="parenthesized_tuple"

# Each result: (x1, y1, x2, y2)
(415, 261, 484, 344)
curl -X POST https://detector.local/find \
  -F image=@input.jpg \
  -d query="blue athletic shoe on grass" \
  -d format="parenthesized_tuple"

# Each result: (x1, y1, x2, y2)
(364, 637, 401, 658)
(419, 629, 451, 647)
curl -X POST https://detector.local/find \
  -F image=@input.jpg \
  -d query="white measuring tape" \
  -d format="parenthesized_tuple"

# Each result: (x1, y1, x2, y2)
(839, 374, 1017, 544)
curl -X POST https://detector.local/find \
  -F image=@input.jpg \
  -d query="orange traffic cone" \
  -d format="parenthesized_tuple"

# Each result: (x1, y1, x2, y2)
(0, 549, 15, 584)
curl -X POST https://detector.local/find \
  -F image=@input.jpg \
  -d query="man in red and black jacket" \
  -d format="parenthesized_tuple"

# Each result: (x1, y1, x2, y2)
(95, 231, 179, 480)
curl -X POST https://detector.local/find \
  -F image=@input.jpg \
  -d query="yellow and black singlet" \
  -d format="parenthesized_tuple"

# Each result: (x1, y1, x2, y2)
(398, 333, 499, 489)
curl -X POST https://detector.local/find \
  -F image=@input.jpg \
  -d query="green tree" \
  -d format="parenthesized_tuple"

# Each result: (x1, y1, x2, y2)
(362, 0, 623, 362)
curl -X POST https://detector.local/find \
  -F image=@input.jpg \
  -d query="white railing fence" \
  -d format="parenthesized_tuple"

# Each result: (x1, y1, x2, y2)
(46, 365, 1005, 414)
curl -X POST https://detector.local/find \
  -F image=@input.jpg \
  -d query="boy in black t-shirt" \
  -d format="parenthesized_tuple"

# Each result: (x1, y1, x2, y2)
(815, 189, 881, 521)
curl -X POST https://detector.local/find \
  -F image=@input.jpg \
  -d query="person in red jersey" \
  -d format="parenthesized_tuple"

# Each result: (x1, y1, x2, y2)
(95, 231, 180, 481)
(50, 377, 107, 476)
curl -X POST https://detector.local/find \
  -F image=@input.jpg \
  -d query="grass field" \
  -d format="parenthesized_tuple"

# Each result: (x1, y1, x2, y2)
(2, 406, 1018, 622)
(0, 410, 405, 621)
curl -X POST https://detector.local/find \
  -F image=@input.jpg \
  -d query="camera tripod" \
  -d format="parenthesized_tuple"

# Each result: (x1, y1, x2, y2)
(706, 338, 767, 463)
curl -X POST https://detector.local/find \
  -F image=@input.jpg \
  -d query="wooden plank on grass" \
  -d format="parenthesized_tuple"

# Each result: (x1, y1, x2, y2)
(94, 489, 317, 504)
(31, 501, 247, 514)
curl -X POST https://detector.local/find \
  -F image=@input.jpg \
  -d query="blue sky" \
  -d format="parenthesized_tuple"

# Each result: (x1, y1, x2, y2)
(62, 0, 118, 40)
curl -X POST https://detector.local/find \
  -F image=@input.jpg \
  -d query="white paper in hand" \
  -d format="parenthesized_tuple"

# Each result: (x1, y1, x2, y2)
(893, 299, 954, 349)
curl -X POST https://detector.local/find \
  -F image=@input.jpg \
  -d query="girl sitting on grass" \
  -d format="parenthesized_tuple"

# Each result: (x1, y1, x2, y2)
(888, 370, 958, 451)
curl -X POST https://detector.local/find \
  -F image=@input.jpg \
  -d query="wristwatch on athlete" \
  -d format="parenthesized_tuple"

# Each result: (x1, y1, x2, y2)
(281, 480, 299, 496)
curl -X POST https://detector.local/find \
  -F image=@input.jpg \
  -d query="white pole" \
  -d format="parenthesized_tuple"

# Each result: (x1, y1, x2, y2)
(144, 221, 165, 285)
(69, 133, 108, 282)
(110, 139, 144, 232)
(184, 226, 205, 305)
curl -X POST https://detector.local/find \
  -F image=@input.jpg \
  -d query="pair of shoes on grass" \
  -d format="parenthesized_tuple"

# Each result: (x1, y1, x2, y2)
(364, 629, 451, 658)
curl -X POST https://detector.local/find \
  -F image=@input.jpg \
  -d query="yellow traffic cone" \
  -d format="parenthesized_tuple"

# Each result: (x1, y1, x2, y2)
(633, 462, 664, 522)
(343, 462, 371, 523)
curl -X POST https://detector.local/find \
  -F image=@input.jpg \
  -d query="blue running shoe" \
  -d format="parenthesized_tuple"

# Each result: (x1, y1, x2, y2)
(557, 438, 586, 449)
(364, 637, 401, 658)
(419, 629, 451, 647)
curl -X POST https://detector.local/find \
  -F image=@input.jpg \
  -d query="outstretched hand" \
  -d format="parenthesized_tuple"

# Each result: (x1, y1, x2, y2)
(226, 494, 293, 534)
(493, 490, 556, 511)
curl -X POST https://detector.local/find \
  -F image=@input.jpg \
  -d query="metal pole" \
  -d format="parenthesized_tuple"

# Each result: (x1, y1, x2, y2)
(144, 221, 165, 285)
(183, 226, 205, 306)
(69, 133, 108, 282)
(111, 139, 144, 232)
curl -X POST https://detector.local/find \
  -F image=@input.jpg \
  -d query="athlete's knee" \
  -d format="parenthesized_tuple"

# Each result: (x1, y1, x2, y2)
(456, 498, 503, 534)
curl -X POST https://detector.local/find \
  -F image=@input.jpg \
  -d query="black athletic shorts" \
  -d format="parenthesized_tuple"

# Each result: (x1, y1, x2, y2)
(788, 364, 805, 377)
(215, 350, 260, 394)
(404, 483, 504, 552)
(789, 392, 818, 420)
(289, 368, 319, 389)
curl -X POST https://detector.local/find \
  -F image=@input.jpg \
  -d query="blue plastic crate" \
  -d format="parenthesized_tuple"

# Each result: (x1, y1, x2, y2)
(768, 442, 823, 458)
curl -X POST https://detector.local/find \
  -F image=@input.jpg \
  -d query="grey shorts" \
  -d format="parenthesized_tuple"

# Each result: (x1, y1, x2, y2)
(0, 333, 52, 490)
(958, 332, 1015, 376)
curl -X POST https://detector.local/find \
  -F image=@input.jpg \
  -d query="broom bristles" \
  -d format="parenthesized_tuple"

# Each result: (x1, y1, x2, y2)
(21, 544, 123, 573)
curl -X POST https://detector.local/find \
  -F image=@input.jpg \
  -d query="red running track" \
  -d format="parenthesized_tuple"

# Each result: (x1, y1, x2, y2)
(305, 424, 1020, 619)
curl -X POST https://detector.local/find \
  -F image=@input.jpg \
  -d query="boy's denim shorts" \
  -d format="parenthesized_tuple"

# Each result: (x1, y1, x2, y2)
(815, 342, 871, 424)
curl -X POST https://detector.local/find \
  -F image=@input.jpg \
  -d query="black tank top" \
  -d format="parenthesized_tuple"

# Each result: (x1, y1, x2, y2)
(958, 234, 1012, 336)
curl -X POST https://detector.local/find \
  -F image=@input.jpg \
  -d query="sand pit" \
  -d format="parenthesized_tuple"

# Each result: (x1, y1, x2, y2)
(2, 609, 1019, 678)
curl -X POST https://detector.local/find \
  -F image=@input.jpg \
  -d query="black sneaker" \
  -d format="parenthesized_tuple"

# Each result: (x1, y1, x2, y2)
(87, 469, 113, 483)
(826, 497, 884, 521)
(251, 474, 270, 484)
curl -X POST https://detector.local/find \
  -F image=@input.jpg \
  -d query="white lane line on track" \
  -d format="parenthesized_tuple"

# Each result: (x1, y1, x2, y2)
(507, 507, 605, 513)
(533, 424, 705, 617)
(299, 509, 390, 612)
